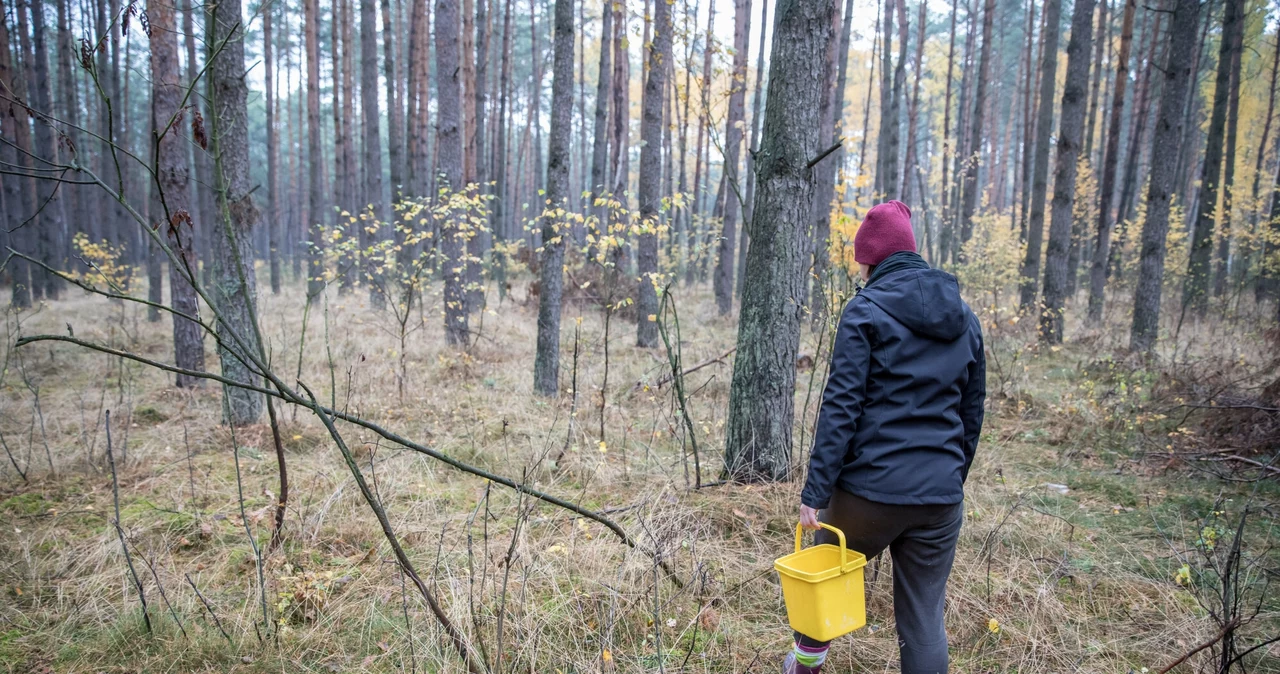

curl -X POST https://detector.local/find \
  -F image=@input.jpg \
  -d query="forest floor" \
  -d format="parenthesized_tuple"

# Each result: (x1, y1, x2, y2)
(0, 275, 1277, 673)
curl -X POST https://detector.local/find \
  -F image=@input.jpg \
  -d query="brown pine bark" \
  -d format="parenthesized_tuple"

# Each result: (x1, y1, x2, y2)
(0, 13, 33, 309)
(27, 0, 63, 300)
(1085, 0, 1108, 162)
(383, 0, 405, 195)
(714, 0, 752, 315)
(589, 0, 612, 232)
(265, 1, 281, 295)
(533, 0, 575, 394)
(635, 0, 672, 348)
(305, 0, 326, 300)
(150, 0, 206, 386)
(1018, 0, 1060, 309)
(807, 0, 843, 316)
(901, 0, 927, 207)
(725, 0, 839, 481)
(1015, 0, 1037, 235)
(687, 0, 714, 284)
(1213, 10, 1244, 297)
(738, 0, 766, 296)
(958, 0, 996, 254)
(361, 0, 387, 305)
(1130, 0, 1200, 351)
(207, 0, 265, 424)
(938, 0, 956, 260)
(1085, 0, 1136, 323)
(437, 0, 470, 344)
(1040, 0, 1097, 343)
(1184, 0, 1243, 313)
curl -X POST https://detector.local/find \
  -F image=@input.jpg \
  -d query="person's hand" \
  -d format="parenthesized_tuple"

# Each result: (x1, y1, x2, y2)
(800, 504, 822, 530)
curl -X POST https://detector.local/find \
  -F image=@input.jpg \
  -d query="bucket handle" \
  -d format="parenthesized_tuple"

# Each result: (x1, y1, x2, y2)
(794, 522, 849, 571)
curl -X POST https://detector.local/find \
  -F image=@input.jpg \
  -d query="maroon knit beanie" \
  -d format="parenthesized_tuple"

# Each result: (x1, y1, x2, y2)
(854, 200, 917, 267)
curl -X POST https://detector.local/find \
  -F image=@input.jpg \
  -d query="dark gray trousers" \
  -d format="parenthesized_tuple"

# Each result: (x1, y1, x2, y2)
(797, 489, 964, 674)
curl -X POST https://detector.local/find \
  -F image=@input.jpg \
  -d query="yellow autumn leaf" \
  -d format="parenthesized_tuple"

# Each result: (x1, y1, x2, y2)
(602, 650, 613, 662)
(988, 618, 1000, 634)
(598, 441, 608, 453)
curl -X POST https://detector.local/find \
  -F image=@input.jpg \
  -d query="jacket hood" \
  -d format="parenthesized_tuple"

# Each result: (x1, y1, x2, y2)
(860, 257, 970, 342)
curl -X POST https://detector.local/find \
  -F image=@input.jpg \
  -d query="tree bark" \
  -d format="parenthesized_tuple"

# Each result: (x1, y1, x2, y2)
(305, 0, 326, 300)
(0, 12, 33, 309)
(714, 0, 752, 315)
(1085, 0, 1136, 324)
(901, 0, 926, 207)
(958, 0, 996, 256)
(589, 0, 611, 236)
(687, 0, 714, 284)
(533, 0, 575, 394)
(938, 0, 956, 260)
(207, 0, 265, 425)
(437, 0, 470, 344)
(383, 0, 405, 196)
(150, 0, 206, 386)
(1130, 0, 1201, 352)
(1018, 0, 1061, 309)
(361, 0, 387, 306)
(876, 0, 893, 197)
(739, 0, 768, 296)
(466, 0, 490, 310)
(1085, 0, 1108, 163)
(724, 0, 838, 482)
(635, 0, 671, 347)
(1040, 0, 1097, 343)
(1212, 9, 1243, 297)
(1015, 0, 1038, 236)
(807, 0, 843, 317)
(265, 1, 281, 295)
(1184, 0, 1243, 314)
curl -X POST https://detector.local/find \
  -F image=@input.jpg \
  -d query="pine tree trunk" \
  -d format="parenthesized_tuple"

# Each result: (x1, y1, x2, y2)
(56, 0, 81, 279)
(589, 0, 612, 237)
(305, 0, 326, 300)
(1085, 0, 1136, 323)
(687, 0, 714, 284)
(635, 0, 671, 347)
(1130, 0, 1199, 352)
(361, 0, 387, 306)
(21, 0, 58, 300)
(1115, 11, 1163, 231)
(207, 0, 265, 425)
(724, 0, 838, 481)
(1015, 0, 1038, 235)
(1252, 41, 1280, 302)
(1018, 0, 1061, 309)
(264, 2, 281, 295)
(876, 0, 893, 197)
(714, 0, 752, 315)
(1184, 0, 1242, 314)
(807, 0, 842, 316)
(150, 0, 206, 386)
(739, 0, 768, 297)
(958, 0, 996, 255)
(1212, 14, 1243, 297)
(533, 0, 575, 394)
(609, 0, 631, 272)
(938, 0, 957, 260)
(1040, 0, 1097, 343)
(1085, 0, 1108, 162)
(0, 14, 32, 309)
(383, 0, 405, 195)
(437, 0, 470, 344)
(901, 0, 926, 207)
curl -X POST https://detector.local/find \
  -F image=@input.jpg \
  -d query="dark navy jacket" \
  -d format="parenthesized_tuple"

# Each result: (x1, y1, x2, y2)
(801, 253, 986, 508)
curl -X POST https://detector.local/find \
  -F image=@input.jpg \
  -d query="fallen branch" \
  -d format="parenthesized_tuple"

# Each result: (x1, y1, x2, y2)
(636, 347, 736, 392)
(1157, 618, 1241, 674)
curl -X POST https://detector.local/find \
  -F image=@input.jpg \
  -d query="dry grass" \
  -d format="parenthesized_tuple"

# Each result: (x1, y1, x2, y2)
(0, 273, 1277, 673)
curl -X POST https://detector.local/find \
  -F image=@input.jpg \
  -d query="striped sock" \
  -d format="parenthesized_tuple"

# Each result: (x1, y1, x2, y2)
(793, 642, 829, 669)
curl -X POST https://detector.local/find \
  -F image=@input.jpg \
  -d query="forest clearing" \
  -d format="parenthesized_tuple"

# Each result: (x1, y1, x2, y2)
(2, 0, 1280, 669)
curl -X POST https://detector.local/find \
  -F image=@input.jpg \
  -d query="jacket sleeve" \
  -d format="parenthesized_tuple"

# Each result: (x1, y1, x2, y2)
(801, 298, 874, 510)
(959, 318, 986, 482)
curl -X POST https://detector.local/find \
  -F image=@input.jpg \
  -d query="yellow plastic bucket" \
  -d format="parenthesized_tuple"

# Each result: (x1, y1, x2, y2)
(774, 522, 868, 642)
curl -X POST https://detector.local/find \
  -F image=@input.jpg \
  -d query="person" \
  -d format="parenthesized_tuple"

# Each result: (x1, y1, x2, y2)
(785, 200, 986, 674)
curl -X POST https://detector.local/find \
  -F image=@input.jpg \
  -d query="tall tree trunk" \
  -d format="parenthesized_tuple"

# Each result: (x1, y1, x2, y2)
(1085, 0, 1136, 323)
(1184, 0, 1242, 314)
(1085, 0, 1108, 162)
(305, 0, 326, 300)
(1015, 0, 1038, 235)
(265, 0, 281, 295)
(609, 0, 630, 270)
(876, 0, 893, 197)
(901, 0, 926, 207)
(1115, 10, 1163, 230)
(958, 0, 996, 256)
(533, 0, 575, 394)
(1130, 0, 1200, 351)
(807, 0, 842, 316)
(725, 0, 839, 481)
(27, 0, 63, 300)
(1251, 37, 1280, 301)
(1018, 0, 1061, 309)
(1212, 11, 1243, 297)
(0, 12, 32, 309)
(1040, 0, 1097, 343)
(361, 0, 387, 306)
(635, 0, 672, 347)
(383, 0, 405, 195)
(207, 0, 265, 425)
(467, 0, 491, 310)
(437, 0, 470, 344)
(887, 0, 908, 198)
(589, 0, 612, 237)
(938, 0, 957, 259)
(56, 0, 81, 279)
(739, 0, 768, 296)
(687, 0, 714, 284)
(714, 0, 752, 315)
(151, 0, 206, 386)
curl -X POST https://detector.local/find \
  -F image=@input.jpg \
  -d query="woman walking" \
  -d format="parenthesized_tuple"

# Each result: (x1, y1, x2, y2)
(787, 201, 987, 674)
